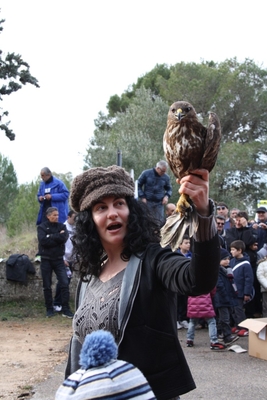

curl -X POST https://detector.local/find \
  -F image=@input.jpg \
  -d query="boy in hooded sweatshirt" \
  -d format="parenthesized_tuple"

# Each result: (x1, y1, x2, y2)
(230, 240, 254, 336)
(214, 248, 239, 346)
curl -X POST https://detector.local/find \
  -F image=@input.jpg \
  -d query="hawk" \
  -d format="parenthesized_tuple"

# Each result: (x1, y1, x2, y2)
(160, 101, 221, 250)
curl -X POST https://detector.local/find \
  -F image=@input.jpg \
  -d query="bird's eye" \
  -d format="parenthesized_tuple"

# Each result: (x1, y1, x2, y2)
(185, 107, 191, 112)
(171, 108, 176, 113)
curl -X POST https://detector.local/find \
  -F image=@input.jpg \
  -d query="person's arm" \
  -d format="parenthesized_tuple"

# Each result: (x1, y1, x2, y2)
(52, 224, 69, 244)
(37, 182, 45, 203)
(158, 169, 220, 294)
(164, 176, 172, 199)
(256, 262, 267, 290)
(179, 169, 217, 242)
(137, 171, 146, 199)
(243, 263, 254, 298)
(45, 181, 69, 202)
(37, 225, 57, 248)
(37, 224, 68, 247)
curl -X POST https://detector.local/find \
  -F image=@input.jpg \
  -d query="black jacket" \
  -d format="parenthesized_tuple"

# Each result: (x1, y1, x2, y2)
(6, 254, 36, 285)
(214, 266, 238, 308)
(226, 226, 257, 250)
(66, 234, 220, 399)
(37, 220, 68, 259)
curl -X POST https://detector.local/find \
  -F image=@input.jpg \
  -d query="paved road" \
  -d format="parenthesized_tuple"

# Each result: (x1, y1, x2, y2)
(31, 327, 267, 399)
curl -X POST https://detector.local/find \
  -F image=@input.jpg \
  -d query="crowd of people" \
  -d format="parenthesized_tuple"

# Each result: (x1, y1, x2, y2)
(167, 197, 267, 353)
(36, 163, 267, 399)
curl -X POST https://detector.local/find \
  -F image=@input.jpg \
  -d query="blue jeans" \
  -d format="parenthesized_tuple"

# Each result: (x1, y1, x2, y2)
(54, 277, 71, 306)
(147, 201, 164, 224)
(40, 258, 70, 312)
(187, 317, 218, 343)
(234, 298, 247, 326)
(217, 306, 232, 340)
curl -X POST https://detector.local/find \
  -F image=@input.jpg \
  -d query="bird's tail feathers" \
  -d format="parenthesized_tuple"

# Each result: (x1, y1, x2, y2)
(160, 207, 199, 251)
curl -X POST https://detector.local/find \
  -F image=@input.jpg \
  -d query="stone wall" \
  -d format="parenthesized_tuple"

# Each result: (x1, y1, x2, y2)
(0, 260, 79, 302)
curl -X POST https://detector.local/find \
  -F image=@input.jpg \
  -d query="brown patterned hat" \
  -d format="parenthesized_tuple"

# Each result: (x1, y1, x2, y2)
(70, 165, 135, 212)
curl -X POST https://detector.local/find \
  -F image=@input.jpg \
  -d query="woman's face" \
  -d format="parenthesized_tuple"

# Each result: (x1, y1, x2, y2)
(92, 196, 129, 249)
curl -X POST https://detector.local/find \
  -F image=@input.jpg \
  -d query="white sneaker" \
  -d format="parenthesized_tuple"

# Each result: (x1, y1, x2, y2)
(53, 305, 62, 312)
(180, 320, 189, 329)
(177, 321, 183, 329)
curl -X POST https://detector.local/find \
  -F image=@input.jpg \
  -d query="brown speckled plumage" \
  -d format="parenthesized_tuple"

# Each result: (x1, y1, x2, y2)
(160, 101, 221, 250)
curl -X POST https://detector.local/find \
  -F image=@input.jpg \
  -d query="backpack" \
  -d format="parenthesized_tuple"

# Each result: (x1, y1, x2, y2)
(6, 253, 36, 285)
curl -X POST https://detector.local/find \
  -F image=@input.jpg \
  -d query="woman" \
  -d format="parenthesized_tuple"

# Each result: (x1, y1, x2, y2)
(66, 165, 220, 400)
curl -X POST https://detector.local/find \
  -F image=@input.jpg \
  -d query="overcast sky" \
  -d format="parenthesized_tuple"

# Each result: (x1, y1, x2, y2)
(1, 0, 266, 184)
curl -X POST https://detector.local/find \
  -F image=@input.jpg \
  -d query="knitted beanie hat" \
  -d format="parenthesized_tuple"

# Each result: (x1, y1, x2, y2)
(70, 165, 135, 212)
(220, 248, 231, 260)
(55, 330, 156, 400)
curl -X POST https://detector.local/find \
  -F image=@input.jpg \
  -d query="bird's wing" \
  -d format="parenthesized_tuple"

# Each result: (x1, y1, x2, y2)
(201, 112, 221, 172)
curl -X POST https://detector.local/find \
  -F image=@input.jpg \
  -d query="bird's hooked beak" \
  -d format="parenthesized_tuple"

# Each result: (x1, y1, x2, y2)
(175, 108, 185, 121)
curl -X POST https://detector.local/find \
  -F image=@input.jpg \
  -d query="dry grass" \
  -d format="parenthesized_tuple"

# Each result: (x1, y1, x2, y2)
(0, 225, 38, 260)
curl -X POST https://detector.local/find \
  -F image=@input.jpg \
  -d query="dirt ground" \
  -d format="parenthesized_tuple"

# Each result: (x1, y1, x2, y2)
(0, 316, 73, 400)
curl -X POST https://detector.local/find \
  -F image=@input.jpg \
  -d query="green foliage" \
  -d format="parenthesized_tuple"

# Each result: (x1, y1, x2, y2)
(5, 172, 73, 237)
(52, 171, 73, 190)
(86, 58, 267, 211)
(0, 153, 18, 223)
(107, 64, 170, 116)
(7, 180, 39, 237)
(210, 139, 267, 211)
(0, 298, 74, 320)
(157, 58, 267, 143)
(0, 16, 39, 140)
(85, 87, 169, 179)
(0, 299, 44, 320)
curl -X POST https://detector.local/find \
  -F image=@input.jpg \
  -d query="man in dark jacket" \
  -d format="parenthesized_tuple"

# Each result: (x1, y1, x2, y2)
(37, 207, 73, 318)
(138, 160, 172, 224)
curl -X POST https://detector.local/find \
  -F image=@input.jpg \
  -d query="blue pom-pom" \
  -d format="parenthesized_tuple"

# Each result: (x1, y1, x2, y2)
(79, 331, 118, 369)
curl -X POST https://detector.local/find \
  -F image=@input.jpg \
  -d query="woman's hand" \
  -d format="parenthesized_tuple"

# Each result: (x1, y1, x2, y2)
(178, 169, 210, 217)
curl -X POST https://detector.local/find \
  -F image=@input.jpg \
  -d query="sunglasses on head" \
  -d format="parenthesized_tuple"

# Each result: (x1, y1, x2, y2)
(217, 206, 226, 210)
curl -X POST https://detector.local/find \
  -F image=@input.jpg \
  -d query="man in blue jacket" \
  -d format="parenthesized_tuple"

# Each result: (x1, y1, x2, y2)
(37, 167, 69, 225)
(138, 160, 172, 224)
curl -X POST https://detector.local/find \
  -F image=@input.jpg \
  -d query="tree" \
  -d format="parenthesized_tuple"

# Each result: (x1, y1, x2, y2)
(0, 153, 18, 223)
(107, 64, 170, 116)
(6, 179, 39, 237)
(85, 59, 267, 212)
(84, 87, 170, 180)
(52, 171, 73, 191)
(0, 16, 39, 140)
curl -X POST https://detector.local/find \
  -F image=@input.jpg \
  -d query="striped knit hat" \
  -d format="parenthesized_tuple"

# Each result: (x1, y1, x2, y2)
(55, 330, 156, 400)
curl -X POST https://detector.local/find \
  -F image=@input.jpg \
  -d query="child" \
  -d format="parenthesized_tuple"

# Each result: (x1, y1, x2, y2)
(176, 235, 191, 329)
(186, 289, 226, 350)
(56, 330, 156, 399)
(214, 248, 239, 346)
(177, 234, 192, 258)
(230, 240, 254, 336)
(256, 258, 267, 317)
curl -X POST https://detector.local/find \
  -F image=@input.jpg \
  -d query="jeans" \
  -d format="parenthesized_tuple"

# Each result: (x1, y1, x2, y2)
(40, 258, 70, 312)
(147, 201, 164, 224)
(217, 307, 232, 340)
(234, 298, 247, 326)
(54, 277, 71, 306)
(187, 317, 218, 343)
(262, 292, 267, 317)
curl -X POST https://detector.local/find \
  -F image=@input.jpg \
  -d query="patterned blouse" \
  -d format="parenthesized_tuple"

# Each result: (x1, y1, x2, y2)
(73, 269, 125, 344)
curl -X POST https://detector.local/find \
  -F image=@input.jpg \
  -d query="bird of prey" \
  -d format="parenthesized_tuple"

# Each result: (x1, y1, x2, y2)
(160, 101, 221, 250)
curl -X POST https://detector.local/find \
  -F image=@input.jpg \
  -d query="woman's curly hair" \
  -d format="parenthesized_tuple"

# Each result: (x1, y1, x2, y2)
(72, 197, 161, 281)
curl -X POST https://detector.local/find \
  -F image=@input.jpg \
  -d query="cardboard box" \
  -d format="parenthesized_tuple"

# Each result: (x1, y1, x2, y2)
(240, 318, 267, 361)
